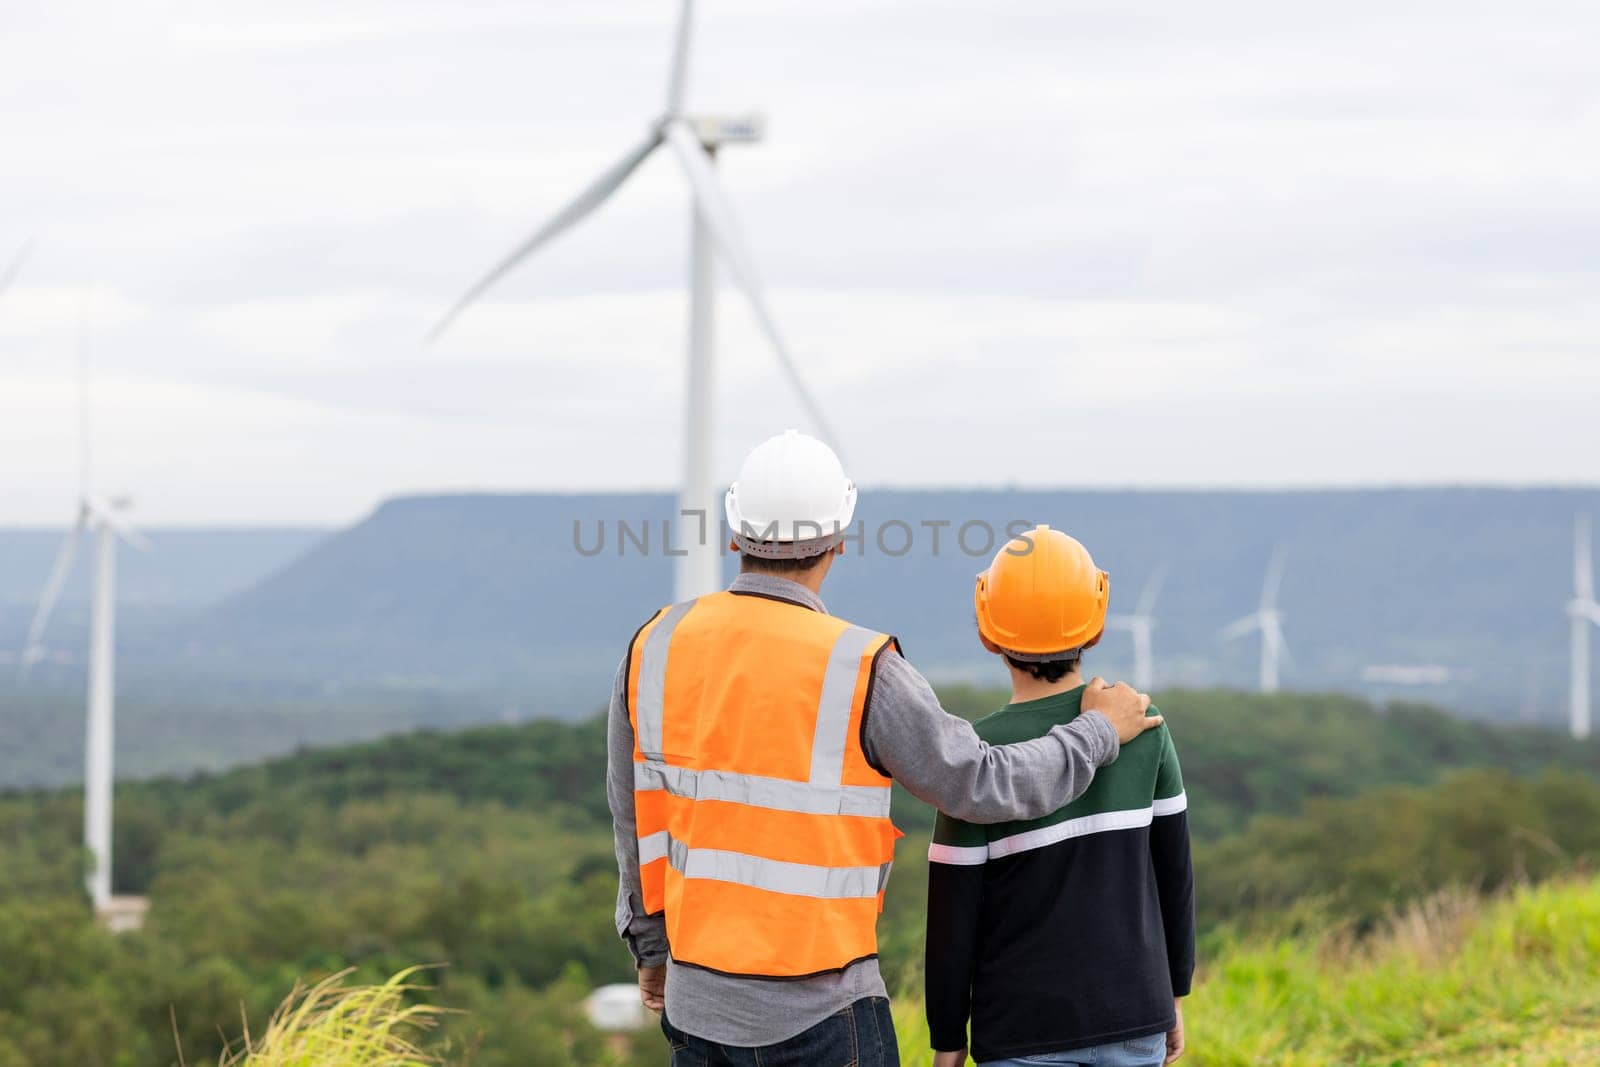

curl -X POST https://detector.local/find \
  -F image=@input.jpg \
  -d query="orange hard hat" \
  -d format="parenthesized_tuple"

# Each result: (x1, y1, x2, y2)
(974, 524, 1109, 659)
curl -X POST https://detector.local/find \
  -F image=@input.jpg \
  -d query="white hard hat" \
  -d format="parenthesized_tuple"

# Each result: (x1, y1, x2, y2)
(725, 429, 857, 558)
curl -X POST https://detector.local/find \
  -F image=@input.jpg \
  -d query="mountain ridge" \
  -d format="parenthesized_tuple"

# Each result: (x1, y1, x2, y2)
(6, 487, 1596, 721)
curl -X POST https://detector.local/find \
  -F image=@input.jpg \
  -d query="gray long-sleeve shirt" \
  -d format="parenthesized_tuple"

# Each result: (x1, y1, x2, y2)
(607, 572, 1120, 1047)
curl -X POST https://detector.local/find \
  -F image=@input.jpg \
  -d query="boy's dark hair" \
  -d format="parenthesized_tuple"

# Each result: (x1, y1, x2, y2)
(739, 550, 832, 576)
(1003, 654, 1080, 683)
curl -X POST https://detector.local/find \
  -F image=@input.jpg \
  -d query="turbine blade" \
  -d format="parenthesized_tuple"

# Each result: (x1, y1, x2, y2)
(1577, 515, 1593, 603)
(665, 0, 694, 114)
(1137, 565, 1167, 617)
(663, 120, 842, 450)
(1261, 545, 1288, 612)
(20, 514, 86, 677)
(0, 238, 35, 304)
(427, 132, 662, 342)
(1219, 614, 1260, 642)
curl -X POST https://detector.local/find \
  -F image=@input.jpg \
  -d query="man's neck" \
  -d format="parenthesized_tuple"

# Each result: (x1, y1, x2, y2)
(729, 571, 828, 614)
(1009, 670, 1085, 705)
(739, 560, 831, 597)
(790, 570, 828, 596)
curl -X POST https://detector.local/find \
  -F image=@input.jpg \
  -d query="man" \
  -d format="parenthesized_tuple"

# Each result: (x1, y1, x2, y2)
(926, 526, 1194, 1067)
(606, 430, 1161, 1066)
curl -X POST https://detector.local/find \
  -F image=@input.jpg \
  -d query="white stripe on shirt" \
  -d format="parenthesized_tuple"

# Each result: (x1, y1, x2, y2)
(1152, 791, 1188, 817)
(928, 794, 1189, 866)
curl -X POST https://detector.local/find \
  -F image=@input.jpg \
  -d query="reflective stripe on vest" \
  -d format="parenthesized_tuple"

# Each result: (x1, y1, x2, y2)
(634, 762, 892, 818)
(640, 830, 891, 899)
(626, 591, 898, 978)
(634, 599, 696, 762)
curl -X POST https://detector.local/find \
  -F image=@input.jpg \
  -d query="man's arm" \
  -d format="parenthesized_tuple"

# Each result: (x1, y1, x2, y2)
(925, 812, 986, 1059)
(1150, 721, 1195, 1065)
(606, 660, 670, 972)
(862, 651, 1157, 824)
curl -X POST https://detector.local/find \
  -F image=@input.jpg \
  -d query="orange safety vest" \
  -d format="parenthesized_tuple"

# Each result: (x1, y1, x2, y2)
(626, 589, 902, 978)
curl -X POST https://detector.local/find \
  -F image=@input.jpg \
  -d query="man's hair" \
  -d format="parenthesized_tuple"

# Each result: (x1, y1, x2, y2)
(1003, 654, 1081, 683)
(738, 549, 833, 576)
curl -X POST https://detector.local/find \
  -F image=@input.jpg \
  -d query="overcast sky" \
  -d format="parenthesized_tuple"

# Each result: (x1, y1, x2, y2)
(1, 0, 1597, 525)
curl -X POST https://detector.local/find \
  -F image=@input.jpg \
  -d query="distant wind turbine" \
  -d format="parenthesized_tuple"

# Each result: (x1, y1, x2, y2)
(0, 238, 34, 304)
(430, 0, 838, 602)
(1107, 566, 1166, 691)
(1569, 515, 1599, 741)
(1221, 546, 1289, 694)
(20, 299, 150, 914)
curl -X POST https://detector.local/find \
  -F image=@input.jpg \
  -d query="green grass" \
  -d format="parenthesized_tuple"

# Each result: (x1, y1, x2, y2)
(206, 968, 447, 1067)
(896, 876, 1600, 1066)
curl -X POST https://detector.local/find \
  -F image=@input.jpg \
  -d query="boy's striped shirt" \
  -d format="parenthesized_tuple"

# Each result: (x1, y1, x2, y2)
(924, 686, 1195, 1062)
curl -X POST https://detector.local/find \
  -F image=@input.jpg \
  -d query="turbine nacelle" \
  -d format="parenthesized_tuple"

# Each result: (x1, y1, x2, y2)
(685, 114, 766, 147)
(87, 495, 152, 552)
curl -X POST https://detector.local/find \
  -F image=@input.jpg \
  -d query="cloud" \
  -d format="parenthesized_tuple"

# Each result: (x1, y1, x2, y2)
(1, 0, 1597, 523)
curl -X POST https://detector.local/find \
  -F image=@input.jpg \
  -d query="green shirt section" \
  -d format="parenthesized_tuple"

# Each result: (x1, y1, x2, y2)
(931, 686, 1183, 858)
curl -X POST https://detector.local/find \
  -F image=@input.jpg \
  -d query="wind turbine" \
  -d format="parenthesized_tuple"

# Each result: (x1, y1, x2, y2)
(430, 1, 838, 602)
(1107, 566, 1165, 691)
(1569, 514, 1599, 740)
(1221, 547, 1288, 694)
(20, 300, 150, 915)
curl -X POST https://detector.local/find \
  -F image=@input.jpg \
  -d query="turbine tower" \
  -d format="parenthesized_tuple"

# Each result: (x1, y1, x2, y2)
(430, 0, 837, 602)
(1107, 566, 1166, 691)
(1569, 514, 1599, 740)
(20, 303, 149, 915)
(1221, 547, 1288, 694)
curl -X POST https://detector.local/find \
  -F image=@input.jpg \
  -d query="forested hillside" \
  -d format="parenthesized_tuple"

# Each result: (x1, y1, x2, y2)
(3, 688, 1599, 1065)
(88, 685, 1600, 844)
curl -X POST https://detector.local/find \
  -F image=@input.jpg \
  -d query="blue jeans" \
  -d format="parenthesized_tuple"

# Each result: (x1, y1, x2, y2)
(662, 997, 899, 1066)
(979, 1030, 1167, 1067)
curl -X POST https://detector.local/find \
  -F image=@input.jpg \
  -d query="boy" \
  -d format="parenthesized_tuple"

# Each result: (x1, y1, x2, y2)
(925, 526, 1195, 1067)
